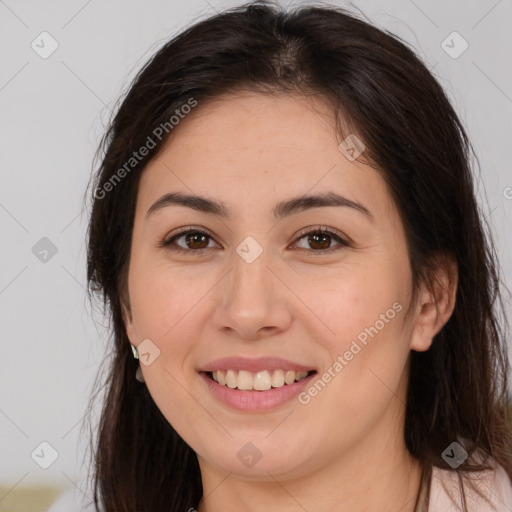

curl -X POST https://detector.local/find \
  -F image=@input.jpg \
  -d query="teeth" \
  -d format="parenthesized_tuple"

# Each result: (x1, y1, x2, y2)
(254, 370, 272, 391)
(238, 370, 253, 390)
(271, 369, 285, 387)
(210, 369, 310, 391)
(285, 370, 296, 385)
(226, 369, 237, 389)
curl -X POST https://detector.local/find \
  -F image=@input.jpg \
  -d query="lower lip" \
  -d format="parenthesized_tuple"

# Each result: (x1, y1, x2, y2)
(199, 371, 315, 411)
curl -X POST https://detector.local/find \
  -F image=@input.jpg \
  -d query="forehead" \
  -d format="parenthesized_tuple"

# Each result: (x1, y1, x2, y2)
(137, 92, 394, 222)
(161, 91, 341, 154)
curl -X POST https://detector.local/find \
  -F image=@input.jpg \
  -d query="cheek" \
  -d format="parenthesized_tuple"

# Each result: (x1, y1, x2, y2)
(302, 262, 407, 346)
(307, 262, 410, 395)
(128, 257, 206, 339)
(127, 262, 214, 438)
(299, 281, 409, 451)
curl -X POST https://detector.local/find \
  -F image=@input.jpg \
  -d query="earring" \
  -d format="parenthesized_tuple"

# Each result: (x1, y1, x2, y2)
(135, 366, 145, 383)
(131, 344, 145, 383)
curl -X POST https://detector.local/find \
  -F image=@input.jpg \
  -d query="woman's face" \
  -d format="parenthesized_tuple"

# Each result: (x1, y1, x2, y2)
(123, 92, 432, 480)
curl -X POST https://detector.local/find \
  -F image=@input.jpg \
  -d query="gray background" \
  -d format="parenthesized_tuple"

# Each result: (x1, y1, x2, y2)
(1, 0, 511, 503)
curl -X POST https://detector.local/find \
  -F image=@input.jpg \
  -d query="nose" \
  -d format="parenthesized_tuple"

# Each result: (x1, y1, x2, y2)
(211, 245, 293, 341)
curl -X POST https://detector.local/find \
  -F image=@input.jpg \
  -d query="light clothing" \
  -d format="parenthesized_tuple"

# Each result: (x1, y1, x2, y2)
(428, 462, 512, 511)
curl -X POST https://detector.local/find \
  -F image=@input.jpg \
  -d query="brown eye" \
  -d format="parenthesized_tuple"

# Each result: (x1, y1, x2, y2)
(307, 232, 332, 251)
(161, 228, 218, 255)
(293, 227, 349, 255)
(182, 232, 210, 250)
(161, 226, 349, 256)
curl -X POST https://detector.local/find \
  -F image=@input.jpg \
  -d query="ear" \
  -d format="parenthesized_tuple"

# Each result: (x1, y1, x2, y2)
(121, 299, 137, 345)
(409, 253, 458, 352)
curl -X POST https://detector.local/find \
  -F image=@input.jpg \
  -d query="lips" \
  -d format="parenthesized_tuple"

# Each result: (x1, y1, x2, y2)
(200, 370, 316, 411)
(198, 356, 318, 410)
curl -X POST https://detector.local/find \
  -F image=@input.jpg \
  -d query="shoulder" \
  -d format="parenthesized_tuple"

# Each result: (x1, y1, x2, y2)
(429, 456, 512, 512)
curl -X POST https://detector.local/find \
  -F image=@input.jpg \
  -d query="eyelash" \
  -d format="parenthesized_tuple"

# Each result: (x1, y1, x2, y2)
(158, 225, 350, 256)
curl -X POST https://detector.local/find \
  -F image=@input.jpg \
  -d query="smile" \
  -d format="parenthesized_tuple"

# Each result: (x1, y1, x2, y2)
(200, 369, 317, 411)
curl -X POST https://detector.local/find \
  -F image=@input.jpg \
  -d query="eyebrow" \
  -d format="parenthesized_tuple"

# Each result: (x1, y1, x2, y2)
(146, 191, 374, 222)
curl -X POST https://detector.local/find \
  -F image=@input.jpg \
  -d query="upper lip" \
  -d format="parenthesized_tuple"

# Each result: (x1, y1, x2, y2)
(200, 356, 316, 373)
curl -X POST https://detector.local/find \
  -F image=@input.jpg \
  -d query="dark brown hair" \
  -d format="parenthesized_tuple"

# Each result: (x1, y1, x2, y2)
(84, 1, 512, 510)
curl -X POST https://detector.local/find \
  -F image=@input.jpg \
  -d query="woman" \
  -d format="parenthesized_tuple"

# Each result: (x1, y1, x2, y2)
(80, 1, 512, 511)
